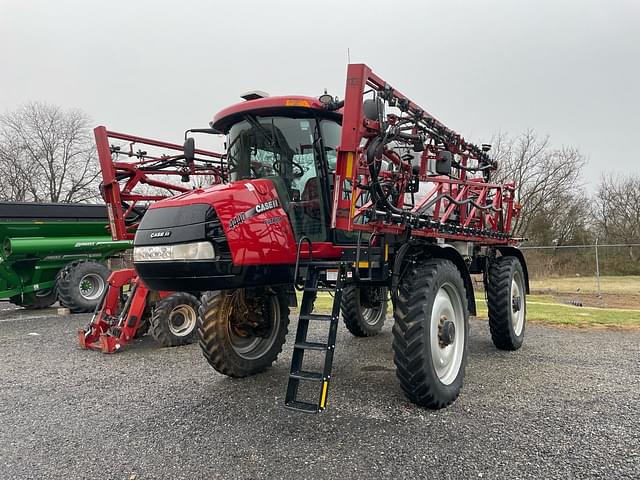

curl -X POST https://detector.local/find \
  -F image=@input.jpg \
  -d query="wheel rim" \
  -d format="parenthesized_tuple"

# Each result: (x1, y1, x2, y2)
(228, 295, 280, 360)
(360, 302, 385, 326)
(360, 288, 385, 326)
(360, 306, 381, 325)
(511, 272, 525, 336)
(78, 274, 105, 301)
(430, 282, 465, 385)
(168, 304, 197, 337)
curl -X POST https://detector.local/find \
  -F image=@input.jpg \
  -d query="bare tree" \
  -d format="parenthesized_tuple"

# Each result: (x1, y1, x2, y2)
(594, 173, 640, 260)
(0, 133, 36, 201)
(491, 130, 587, 243)
(526, 191, 592, 246)
(0, 102, 100, 203)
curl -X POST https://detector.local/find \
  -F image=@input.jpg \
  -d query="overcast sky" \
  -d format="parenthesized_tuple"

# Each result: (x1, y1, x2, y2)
(1, 0, 638, 187)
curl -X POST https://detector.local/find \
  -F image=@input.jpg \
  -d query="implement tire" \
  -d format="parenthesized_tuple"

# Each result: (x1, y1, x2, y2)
(150, 292, 200, 347)
(392, 258, 469, 409)
(10, 289, 57, 310)
(57, 260, 110, 313)
(198, 288, 289, 377)
(341, 285, 387, 337)
(487, 256, 526, 351)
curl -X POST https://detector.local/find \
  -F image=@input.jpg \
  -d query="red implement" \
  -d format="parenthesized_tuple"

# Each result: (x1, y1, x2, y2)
(79, 129, 225, 352)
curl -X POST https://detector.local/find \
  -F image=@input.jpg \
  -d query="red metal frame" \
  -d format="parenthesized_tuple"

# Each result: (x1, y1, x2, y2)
(79, 269, 155, 352)
(80, 128, 225, 353)
(332, 64, 519, 245)
(95, 126, 225, 241)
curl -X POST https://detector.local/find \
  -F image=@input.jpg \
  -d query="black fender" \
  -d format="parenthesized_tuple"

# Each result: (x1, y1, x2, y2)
(496, 246, 530, 294)
(395, 243, 476, 316)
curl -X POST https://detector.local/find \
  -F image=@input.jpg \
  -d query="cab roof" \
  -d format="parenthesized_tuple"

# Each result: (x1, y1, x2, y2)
(211, 95, 335, 133)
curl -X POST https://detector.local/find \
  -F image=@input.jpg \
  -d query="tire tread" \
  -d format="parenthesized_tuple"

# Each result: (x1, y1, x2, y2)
(487, 256, 525, 351)
(150, 292, 200, 347)
(392, 258, 469, 409)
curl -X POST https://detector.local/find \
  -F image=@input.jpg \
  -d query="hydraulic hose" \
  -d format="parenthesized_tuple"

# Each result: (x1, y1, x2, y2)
(365, 137, 406, 217)
(365, 135, 501, 224)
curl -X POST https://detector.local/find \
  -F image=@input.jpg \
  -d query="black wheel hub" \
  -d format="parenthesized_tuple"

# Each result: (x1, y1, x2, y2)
(512, 296, 521, 313)
(229, 293, 273, 338)
(438, 319, 456, 347)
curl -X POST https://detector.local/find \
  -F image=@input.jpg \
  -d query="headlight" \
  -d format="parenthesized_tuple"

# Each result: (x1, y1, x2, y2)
(133, 241, 215, 262)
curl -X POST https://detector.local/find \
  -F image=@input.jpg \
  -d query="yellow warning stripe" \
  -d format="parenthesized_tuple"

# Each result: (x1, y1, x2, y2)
(345, 152, 354, 178)
(350, 182, 359, 220)
(320, 380, 329, 409)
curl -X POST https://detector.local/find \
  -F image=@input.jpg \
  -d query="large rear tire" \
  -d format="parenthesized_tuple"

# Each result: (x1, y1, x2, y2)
(341, 285, 387, 337)
(392, 258, 469, 409)
(198, 288, 290, 377)
(57, 260, 110, 313)
(150, 292, 200, 347)
(487, 256, 526, 351)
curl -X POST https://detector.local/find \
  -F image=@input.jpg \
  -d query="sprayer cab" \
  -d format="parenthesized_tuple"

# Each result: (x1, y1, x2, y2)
(133, 96, 344, 292)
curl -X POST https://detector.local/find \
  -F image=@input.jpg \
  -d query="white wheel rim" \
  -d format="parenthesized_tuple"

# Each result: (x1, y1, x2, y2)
(511, 273, 525, 336)
(430, 282, 465, 385)
(79, 274, 105, 301)
(359, 288, 385, 326)
(168, 304, 197, 337)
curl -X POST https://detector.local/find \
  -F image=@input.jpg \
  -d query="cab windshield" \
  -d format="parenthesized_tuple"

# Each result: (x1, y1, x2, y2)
(228, 116, 330, 183)
(226, 114, 340, 240)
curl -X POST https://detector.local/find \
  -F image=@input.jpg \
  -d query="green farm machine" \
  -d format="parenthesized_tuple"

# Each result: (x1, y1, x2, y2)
(0, 202, 130, 311)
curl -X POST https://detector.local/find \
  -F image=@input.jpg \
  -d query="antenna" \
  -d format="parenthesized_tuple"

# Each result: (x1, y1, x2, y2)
(347, 47, 351, 64)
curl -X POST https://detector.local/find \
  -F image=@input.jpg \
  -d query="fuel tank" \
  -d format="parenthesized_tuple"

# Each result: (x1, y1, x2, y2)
(133, 179, 298, 292)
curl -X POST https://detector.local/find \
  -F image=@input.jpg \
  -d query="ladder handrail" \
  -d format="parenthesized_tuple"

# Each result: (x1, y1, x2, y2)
(293, 236, 313, 291)
(354, 231, 384, 282)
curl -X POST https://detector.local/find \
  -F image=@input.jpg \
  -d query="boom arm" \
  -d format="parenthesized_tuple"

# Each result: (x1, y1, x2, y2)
(331, 64, 519, 245)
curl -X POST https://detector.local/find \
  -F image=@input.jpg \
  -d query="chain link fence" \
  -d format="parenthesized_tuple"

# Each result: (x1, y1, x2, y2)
(521, 244, 640, 279)
(518, 244, 640, 308)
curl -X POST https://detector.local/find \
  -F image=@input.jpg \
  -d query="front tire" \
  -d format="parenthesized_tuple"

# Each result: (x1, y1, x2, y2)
(392, 258, 469, 409)
(487, 256, 526, 351)
(198, 288, 290, 377)
(150, 292, 200, 347)
(341, 285, 387, 337)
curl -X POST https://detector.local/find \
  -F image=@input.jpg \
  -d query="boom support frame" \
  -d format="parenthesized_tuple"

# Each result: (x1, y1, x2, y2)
(332, 64, 519, 245)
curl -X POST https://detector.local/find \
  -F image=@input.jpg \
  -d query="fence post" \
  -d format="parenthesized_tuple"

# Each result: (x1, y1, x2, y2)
(595, 237, 601, 297)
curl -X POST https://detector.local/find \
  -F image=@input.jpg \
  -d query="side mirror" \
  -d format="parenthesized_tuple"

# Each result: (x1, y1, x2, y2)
(184, 137, 195, 162)
(363, 98, 384, 121)
(436, 150, 453, 175)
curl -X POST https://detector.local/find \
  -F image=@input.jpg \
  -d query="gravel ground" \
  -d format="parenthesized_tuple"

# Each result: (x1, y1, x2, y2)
(0, 304, 638, 479)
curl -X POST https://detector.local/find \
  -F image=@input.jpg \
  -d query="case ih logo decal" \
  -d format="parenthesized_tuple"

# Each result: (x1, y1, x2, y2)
(150, 231, 172, 238)
(255, 199, 279, 213)
(228, 198, 280, 229)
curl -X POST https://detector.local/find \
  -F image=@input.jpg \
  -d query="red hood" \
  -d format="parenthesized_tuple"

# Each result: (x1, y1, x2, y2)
(148, 179, 297, 265)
